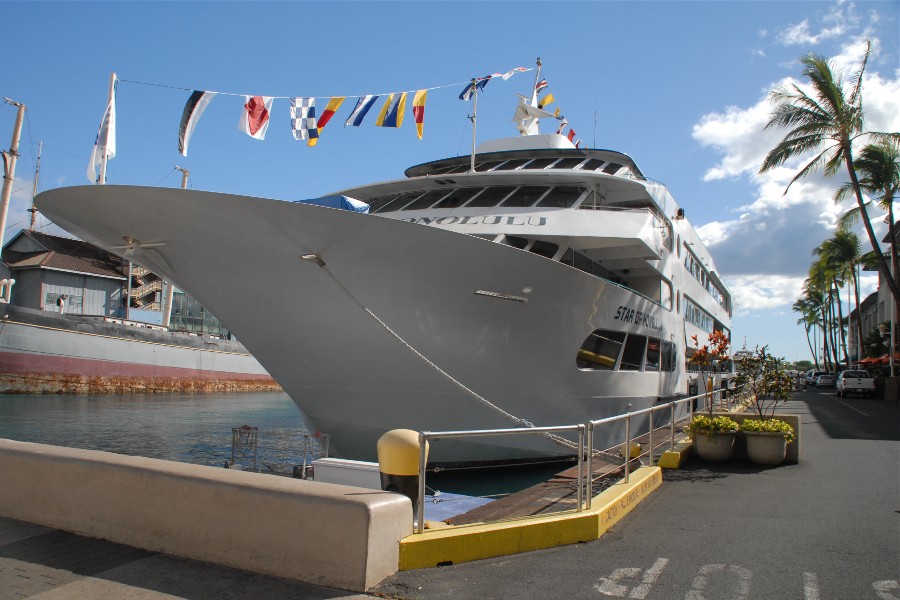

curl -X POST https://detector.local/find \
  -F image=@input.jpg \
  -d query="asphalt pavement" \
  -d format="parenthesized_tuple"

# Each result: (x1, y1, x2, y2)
(1, 388, 897, 599)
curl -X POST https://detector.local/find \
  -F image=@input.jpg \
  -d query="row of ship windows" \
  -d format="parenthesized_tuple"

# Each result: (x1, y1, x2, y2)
(684, 296, 714, 333)
(683, 252, 729, 312)
(499, 236, 628, 287)
(423, 157, 628, 177)
(577, 329, 678, 372)
(370, 185, 588, 213)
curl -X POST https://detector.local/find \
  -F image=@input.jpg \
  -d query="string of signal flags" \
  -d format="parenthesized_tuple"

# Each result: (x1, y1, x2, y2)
(87, 65, 582, 183)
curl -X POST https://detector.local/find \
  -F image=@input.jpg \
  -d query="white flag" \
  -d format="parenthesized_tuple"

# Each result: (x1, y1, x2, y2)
(87, 76, 118, 183)
(238, 95, 274, 140)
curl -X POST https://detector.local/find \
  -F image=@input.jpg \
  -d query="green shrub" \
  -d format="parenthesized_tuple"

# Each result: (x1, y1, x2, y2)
(740, 418, 795, 443)
(686, 415, 739, 440)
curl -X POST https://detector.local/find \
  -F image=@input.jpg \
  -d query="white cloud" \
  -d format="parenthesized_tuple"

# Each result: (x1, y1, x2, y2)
(777, 2, 861, 46)
(726, 274, 806, 313)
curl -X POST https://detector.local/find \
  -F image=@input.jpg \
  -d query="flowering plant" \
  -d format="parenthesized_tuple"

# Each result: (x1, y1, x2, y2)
(740, 418, 795, 443)
(689, 330, 731, 415)
(686, 414, 740, 440)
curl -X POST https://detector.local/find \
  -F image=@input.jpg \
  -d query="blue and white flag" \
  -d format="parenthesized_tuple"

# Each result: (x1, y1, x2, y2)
(290, 97, 318, 142)
(458, 76, 490, 101)
(87, 75, 118, 183)
(344, 95, 379, 127)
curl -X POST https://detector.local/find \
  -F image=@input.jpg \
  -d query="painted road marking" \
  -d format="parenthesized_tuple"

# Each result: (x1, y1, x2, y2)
(834, 398, 870, 416)
(593, 561, 897, 598)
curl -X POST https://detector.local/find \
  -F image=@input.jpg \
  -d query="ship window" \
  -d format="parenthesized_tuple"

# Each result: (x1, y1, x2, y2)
(559, 248, 625, 285)
(474, 161, 504, 172)
(581, 159, 605, 171)
(662, 340, 677, 371)
(494, 159, 530, 171)
(501, 186, 548, 207)
(445, 163, 475, 174)
(503, 235, 529, 249)
(433, 188, 481, 209)
(620, 334, 647, 371)
(553, 157, 584, 169)
(530, 241, 558, 259)
(369, 194, 402, 213)
(576, 191, 600, 210)
(646, 338, 661, 371)
(394, 191, 431, 210)
(465, 186, 516, 207)
(427, 166, 456, 176)
(525, 158, 557, 170)
(537, 186, 584, 208)
(403, 190, 450, 211)
(602, 162, 623, 174)
(576, 329, 625, 370)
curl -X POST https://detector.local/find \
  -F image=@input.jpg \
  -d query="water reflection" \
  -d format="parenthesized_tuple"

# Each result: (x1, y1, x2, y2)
(0, 392, 323, 473)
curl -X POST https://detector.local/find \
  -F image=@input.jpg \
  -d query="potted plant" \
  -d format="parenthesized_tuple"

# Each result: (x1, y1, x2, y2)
(734, 345, 796, 465)
(685, 331, 738, 461)
(686, 414, 740, 462)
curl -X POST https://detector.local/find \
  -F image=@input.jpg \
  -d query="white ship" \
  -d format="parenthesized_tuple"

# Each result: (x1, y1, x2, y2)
(36, 82, 732, 465)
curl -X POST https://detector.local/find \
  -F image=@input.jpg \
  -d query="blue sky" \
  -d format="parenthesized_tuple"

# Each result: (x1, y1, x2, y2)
(3, 1, 899, 363)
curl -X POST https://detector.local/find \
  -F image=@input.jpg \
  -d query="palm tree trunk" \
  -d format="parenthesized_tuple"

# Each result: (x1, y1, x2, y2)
(848, 152, 900, 307)
(835, 278, 848, 365)
(852, 267, 863, 362)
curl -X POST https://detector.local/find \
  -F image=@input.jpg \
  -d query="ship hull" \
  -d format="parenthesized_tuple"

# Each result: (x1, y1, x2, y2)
(0, 305, 278, 394)
(37, 186, 687, 464)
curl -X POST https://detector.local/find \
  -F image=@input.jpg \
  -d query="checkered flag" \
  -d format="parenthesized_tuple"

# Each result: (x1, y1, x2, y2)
(290, 98, 318, 142)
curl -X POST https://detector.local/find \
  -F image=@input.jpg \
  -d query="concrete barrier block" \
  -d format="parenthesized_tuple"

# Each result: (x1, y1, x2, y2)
(0, 439, 412, 591)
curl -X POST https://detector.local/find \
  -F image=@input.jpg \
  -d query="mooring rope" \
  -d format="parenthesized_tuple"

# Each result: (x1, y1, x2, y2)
(312, 258, 580, 452)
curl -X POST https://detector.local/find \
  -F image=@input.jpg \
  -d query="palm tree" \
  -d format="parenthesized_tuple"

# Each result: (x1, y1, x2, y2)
(760, 43, 900, 307)
(816, 230, 864, 364)
(793, 296, 822, 368)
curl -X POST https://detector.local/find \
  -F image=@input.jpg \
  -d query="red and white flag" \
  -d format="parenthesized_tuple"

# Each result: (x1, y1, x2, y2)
(238, 95, 274, 140)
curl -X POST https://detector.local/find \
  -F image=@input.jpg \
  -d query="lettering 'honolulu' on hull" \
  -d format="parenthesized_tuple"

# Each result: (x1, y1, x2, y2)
(36, 70, 733, 465)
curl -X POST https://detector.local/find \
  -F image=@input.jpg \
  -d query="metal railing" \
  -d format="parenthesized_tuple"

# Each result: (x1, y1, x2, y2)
(413, 386, 742, 533)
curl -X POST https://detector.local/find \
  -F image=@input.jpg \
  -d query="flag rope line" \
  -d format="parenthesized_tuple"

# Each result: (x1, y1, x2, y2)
(313, 258, 580, 453)
(118, 67, 532, 101)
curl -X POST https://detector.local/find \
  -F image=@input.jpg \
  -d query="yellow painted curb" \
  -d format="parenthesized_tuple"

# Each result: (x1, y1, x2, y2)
(398, 466, 662, 570)
(658, 440, 692, 469)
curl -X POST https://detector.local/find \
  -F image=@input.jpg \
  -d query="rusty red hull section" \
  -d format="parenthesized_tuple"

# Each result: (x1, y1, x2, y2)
(0, 351, 281, 394)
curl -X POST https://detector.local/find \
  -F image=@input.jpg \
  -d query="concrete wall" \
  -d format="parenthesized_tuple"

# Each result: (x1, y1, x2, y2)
(0, 439, 412, 591)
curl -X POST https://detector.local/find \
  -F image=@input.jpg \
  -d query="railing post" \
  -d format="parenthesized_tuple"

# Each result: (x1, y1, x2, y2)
(648, 408, 654, 466)
(417, 432, 427, 534)
(586, 422, 594, 510)
(670, 402, 676, 450)
(576, 426, 584, 511)
(624, 414, 631, 483)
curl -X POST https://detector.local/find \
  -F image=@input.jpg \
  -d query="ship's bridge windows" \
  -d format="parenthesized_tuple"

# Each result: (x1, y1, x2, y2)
(537, 186, 584, 208)
(433, 188, 481, 209)
(602, 162, 624, 175)
(525, 158, 557, 170)
(428, 165, 456, 176)
(474, 161, 505, 172)
(495, 159, 531, 171)
(554, 157, 585, 169)
(576, 330, 625, 370)
(581, 159, 606, 171)
(501, 186, 549, 207)
(465, 186, 517, 207)
(403, 190, 450, 211)
(369, 194, 402, 213)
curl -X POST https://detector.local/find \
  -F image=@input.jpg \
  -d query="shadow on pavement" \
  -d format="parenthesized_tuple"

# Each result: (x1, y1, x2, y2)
(791, 390, 899, 441)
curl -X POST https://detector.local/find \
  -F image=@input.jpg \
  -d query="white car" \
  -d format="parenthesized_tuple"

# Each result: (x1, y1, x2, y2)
(836, 370, 875, 398)
(815, 374, 835, 388)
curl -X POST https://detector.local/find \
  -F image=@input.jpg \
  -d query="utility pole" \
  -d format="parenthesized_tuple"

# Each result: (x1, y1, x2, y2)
(0, 98, 26, 252)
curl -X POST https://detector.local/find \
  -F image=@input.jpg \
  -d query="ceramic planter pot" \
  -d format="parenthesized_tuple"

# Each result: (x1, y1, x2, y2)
(744, 431, 788, 465)
(693, 431, 736, 462)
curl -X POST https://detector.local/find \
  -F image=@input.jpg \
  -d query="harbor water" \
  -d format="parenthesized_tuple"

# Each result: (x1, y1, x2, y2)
(0, 391, 322, 474)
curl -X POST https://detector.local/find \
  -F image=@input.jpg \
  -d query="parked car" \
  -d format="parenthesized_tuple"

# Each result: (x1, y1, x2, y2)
(815, 373, 835, 388)
(836, 370, 876, 398)
(806, 371, 827, 386)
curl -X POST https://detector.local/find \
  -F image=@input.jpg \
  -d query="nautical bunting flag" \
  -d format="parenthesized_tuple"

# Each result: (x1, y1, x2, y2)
(87, 75, 118, 183)
(413, 89, 427, 139)
(375, 93, 407, 128)
(538, 93, 555, 109)
(307, 96, 345, 147)
(290, 97, 318, 143)
(238, 96, 274, 140)
(178, 90, 216, 157)
(567, 128, 577, 143)
(344, 95, 379, 127)
(458, 76, 490, 101)
(556, 119, 569, 135)
(534, 78, 548, 93)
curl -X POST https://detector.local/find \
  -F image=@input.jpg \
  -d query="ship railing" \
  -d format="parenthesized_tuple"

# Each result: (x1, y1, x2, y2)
(413, 386, 742, 533)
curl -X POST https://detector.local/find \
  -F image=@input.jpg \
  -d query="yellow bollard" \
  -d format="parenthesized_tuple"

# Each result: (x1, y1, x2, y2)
(377, 429, 428, 512)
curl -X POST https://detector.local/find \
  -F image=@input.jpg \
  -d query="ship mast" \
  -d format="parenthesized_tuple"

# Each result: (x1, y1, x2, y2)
(28, 142, 42, 231)
(469, 78, 478, 173)
(0, 97, 25, 252)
